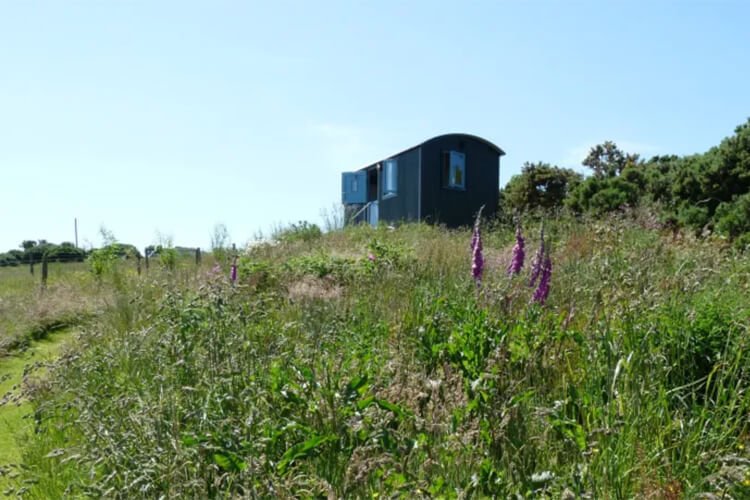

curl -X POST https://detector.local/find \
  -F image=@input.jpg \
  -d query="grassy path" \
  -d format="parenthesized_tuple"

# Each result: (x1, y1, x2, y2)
(0, 328, 73, 492)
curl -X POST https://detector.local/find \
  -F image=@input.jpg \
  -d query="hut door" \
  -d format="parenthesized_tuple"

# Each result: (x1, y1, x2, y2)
(341, 171, 367, 204)
(368, 201, 378, 226)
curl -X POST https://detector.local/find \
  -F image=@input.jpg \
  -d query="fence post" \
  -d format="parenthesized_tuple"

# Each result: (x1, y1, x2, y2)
(195, 248, 201, 267)
(145, 253, 149, 272)
(30, 261, 34, 275)
(136, 254, 142, 275)
(41, 256, 48, 288)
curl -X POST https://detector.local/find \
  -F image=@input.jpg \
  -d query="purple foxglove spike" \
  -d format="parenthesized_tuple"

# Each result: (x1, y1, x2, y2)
(507, 226, 525, 276)
(532, 255, 552, 305)
(529, 235, 545, 287)
(471, 206, 484, 252)
(472, 237, 484, 284)
(470, 207, 484, 285)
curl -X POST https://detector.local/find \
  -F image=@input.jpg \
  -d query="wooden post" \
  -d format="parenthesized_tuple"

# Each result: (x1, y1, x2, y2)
(30, 261, 34, 275)
(41, 256, 48, 288)
(195, 248, 201, 267)
(145, 253, 149, 272)
(136, 254, 142, 275)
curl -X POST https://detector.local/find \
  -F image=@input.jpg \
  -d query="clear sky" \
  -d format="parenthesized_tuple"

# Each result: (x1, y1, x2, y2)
(1, 1, 749, 251)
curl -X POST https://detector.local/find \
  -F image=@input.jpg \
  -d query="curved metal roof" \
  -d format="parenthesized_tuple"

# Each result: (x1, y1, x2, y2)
(358, 133, 505, 171)
(421, 133, 505, 156)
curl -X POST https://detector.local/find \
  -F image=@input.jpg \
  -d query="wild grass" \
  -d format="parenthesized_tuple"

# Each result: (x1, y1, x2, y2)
(0, 262, 96, 357)
(0, 328, 74, 493)
(3, 215, 750, 498)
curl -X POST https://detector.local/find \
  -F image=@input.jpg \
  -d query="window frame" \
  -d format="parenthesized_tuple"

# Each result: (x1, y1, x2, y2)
(382, 159, 398, 199)
(442, 150, 466, 190)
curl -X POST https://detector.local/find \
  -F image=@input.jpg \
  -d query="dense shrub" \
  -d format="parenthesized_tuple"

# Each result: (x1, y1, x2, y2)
(501, 162, 582, 214)
(715, 192, 750, 241)
(44, 243, 86, 262)
(556, 119, 750, 244)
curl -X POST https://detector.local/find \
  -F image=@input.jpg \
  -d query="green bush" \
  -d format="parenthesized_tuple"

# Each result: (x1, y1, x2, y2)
(44, 243, 86, 262)
(284, 254, 361, 283)
(0, 251, 22, 267)
(273, 221, 323, 244)
(237, 258, 280, 291)
(716, 192, 750, 240)
(676, 201, 711, 232)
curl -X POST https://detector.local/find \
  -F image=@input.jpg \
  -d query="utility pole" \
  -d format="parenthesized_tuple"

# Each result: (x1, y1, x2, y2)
(74, 218, 79, 248)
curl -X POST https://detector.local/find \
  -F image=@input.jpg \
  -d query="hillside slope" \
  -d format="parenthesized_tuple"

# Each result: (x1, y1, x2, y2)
(6, 215, 750, 499)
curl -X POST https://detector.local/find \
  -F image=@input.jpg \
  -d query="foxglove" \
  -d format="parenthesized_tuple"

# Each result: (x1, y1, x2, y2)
(529, 229, 545, 287)
(507, 226, 525, 275)
(472, 230, 484, 284)
(532, 254, 552, 305)
(471, 207, 484, 285)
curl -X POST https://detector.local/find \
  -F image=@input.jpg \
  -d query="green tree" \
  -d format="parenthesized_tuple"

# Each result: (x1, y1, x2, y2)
(568, 142, 643, 214)
(583, 141, 640, 179)
(502, 162, 582, 213)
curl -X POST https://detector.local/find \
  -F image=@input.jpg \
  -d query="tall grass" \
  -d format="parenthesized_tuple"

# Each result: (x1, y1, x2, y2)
(5, 215, 750, 498)
(0, 262, 96, 357)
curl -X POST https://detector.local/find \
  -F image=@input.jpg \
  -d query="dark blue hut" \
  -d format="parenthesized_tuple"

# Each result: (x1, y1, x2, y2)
(342, 133, 505, 227)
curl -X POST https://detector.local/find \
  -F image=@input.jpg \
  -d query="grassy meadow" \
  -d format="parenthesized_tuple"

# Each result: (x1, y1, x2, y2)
(1, 214, 749, 498)
(0, 262, 94, 357)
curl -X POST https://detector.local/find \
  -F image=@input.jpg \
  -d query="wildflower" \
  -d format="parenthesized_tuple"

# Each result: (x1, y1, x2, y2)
(471, 208, 484, 285)
(207, 264, 222, 277)
(532, 254, 552, 305)
(470, 205, 484, 253)
(472, 231, 484, 284)
(368, 253, 376, 261)
(529, 226, 545, 287)
(230, 257, 237, 283)
(507, 225, 525, 275)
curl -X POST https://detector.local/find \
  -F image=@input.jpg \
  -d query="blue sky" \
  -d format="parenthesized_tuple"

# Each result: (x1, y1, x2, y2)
(1, 1, 749, 251)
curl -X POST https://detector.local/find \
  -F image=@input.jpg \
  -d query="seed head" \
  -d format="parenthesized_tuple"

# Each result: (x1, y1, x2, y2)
(471, 207, 485, 285)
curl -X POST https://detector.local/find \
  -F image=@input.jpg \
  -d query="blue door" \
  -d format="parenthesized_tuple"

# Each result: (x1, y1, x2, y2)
(341, 171, 367, 204)
(368, 200, 378, 226)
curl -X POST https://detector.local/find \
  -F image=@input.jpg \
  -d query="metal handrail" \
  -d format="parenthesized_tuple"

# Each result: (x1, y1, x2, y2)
(347, 201, 372, 225)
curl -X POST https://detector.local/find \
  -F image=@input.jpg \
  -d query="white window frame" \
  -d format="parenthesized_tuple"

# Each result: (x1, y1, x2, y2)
(382, 159, 398, 198)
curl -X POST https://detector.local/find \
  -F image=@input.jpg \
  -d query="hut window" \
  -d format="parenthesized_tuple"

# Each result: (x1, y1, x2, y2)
(383, 159, 398, 198)
(443, 151, 466, 189)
